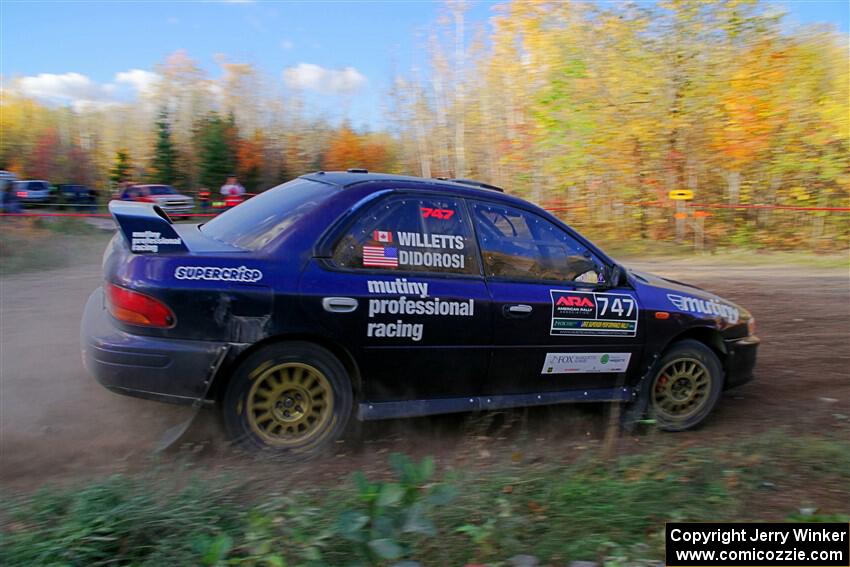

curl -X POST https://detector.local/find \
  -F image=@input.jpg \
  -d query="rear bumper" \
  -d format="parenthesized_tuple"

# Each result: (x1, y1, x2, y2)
(20, 195, 51, 204)
(81, 287, 227, 405)
(723, 335, 759, 389)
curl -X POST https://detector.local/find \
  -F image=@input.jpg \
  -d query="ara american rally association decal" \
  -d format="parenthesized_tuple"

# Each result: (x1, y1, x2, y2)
(550, 290, 639, 337)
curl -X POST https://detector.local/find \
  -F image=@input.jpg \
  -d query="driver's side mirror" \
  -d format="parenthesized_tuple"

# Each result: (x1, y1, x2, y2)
(606, 263, 628, 288)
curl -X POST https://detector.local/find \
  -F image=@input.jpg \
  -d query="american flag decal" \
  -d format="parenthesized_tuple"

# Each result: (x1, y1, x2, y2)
(363, 246, 399, 268)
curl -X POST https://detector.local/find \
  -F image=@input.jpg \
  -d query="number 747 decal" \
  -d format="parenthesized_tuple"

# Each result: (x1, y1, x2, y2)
(596, 295, 635, 318)
(550, 290, 639, 337)
(421, 207, 455, 220)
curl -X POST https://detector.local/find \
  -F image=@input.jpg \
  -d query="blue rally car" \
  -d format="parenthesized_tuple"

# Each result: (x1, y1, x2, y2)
(82, 171, 759, 455)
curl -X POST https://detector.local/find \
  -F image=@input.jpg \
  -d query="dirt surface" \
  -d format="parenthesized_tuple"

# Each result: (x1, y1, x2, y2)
(1, 254, 848, 495)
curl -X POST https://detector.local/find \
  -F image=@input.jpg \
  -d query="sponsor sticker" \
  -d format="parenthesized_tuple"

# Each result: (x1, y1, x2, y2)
(130, 231, 182, 253)
(550, 290, 639, 337)
(174, 265, 263, 283)
(542, 352, 632, 374)
(367, 278, 428, 298)
(364, 278, 474, 342)
(667, 293, 740, 324)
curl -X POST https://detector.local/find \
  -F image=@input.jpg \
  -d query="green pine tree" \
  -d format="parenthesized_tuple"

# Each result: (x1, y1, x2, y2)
(110, 149, 132, 185)
(198, 113, 235, 190)
(150, 109, 177, 184)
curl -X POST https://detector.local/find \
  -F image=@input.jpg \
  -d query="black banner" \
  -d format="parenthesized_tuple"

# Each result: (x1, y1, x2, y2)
(666, 522, 849, 567)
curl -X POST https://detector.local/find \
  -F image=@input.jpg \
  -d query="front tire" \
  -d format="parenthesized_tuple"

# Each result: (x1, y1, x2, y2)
(223, 342, 353, 456)
(647, 339, 724, 431)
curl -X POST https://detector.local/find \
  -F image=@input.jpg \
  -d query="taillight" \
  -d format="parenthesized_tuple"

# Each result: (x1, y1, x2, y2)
(16, 191, 27, 198)
(105, 283, 175, 328)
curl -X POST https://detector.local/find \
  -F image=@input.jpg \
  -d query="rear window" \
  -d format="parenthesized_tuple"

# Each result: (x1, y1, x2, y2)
(200, 179, 340, 250)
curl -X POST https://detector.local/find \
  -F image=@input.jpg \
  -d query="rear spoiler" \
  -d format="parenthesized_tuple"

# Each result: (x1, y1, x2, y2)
(109, 201, 189, 254)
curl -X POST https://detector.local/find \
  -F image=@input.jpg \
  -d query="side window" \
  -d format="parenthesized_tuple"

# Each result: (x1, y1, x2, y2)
(471, 201, 603, 283)
(333, 195, 480, 275)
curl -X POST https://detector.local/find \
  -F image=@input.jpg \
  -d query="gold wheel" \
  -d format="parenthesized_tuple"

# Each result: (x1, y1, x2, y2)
(245, 362, 334, 447)
(651, 357, 711, 422)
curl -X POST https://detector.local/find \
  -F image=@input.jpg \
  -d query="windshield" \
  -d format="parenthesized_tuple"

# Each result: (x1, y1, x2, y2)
(148, 185, 177, 195)
(200, 178, 340, 250)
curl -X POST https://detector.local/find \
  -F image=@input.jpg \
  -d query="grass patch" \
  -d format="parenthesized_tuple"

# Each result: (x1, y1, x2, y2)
(0, 218, 111, 275)
(2, 432, 848, 566)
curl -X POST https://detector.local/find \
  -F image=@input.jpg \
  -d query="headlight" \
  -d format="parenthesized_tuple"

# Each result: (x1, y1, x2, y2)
(747, 317, 756, 336)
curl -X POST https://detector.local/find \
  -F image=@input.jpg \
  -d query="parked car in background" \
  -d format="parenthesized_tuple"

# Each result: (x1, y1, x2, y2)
(59, 184, 98, 211)
(0, 171, 20, 212)
(118, 184, 194, 218)
(14, 180, 54, 206)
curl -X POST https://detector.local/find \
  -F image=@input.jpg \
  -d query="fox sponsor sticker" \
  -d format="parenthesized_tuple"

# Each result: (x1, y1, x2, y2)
(550, 290, 639, 337)
(542, 352, 632, 374)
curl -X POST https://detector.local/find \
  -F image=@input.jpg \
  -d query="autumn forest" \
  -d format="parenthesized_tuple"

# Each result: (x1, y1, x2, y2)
(2, 1, 847, 250)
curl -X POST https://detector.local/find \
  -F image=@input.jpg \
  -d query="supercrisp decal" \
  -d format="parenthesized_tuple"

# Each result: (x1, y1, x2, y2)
(174, 265, 263, 283)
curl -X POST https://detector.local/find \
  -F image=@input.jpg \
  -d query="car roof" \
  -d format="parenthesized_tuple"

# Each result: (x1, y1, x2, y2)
(300, 171, 532, 208)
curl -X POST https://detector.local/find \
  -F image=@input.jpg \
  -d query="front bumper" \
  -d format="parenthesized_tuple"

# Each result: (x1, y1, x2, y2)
(81, 287, 227, 405)
(723, 335, 759, 389)
(161, 206, 194, 215)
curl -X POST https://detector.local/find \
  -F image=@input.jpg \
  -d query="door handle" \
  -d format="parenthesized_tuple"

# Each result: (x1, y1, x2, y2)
(322, 297, 358, 313)
(503, 304, 533, 317)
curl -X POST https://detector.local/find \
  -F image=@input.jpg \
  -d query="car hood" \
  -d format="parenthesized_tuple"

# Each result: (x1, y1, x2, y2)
(627, 268, 751, 326)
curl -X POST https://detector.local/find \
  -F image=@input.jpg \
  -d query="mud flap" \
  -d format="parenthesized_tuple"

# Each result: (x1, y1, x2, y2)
(620, 352, 661, 433)
(154, 345, 229, 453)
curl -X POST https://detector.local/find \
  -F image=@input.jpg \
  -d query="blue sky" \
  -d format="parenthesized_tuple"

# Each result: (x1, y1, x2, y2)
(2, 1, 847, 129)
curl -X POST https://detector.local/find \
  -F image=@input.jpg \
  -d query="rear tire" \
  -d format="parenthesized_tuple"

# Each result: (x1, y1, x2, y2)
(223, 341, 353, 456)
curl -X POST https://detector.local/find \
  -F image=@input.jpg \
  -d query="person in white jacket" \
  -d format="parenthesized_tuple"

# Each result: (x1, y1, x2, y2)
(220, 175, 245, 197)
